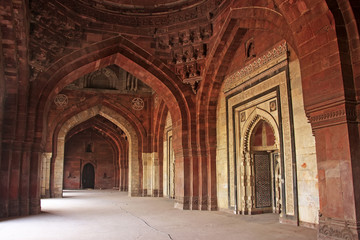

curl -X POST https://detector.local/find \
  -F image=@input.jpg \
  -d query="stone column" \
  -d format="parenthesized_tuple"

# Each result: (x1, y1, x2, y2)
(52, 137, 64, 198)
(142, 153, 152, 196)
(119, 162, 125, 191)
(307, 103, 360, 240)
(40, 152, 52, 198)
(245, 151, 255, 215)
(240, 152, 247, 214)
(124, 164, 128, 192)
(128, 137, 140, 197)
(151, 152, 160, 197)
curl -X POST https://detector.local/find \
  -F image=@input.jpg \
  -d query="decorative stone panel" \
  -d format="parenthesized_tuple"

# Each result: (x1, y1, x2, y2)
(30, 0, 84, 80)
(224, 41, 287, 93)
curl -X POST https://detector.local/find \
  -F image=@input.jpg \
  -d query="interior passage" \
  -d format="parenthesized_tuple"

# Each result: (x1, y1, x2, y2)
(1, 1, 359, 240)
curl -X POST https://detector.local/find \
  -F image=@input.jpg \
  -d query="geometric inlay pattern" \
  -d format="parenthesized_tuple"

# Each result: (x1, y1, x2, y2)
(54, 94, 68, 108)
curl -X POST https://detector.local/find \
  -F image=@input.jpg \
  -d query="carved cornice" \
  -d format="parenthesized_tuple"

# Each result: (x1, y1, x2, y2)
(78, 0, 205, 15)
(224, 41, 288, 93)
(309, 109, 344, 123)
(307, 103, 358, 130)
(59, 0, 222, 27)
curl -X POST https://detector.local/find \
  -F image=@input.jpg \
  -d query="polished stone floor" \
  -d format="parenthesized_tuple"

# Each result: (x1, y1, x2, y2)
(0, 190, 317, 240)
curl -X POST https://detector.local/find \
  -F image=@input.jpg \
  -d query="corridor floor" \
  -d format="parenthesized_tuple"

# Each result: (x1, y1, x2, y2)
(0, 190, 317, 240)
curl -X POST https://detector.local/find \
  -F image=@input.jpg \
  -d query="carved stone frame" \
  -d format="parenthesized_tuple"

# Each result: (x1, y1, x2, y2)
(238, 109, 280, 215)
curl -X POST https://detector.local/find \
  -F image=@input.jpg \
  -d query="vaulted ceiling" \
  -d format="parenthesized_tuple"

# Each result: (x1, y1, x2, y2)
(70, 0, 207, 14)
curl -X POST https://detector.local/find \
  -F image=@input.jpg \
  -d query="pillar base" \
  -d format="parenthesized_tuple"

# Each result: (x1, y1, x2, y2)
(9, 199, 19, 216)
(29, 198, 41, 215)
(190, 196, 199, 210)
(175, 196, 217, 211)
(152, 189, 161, 197)
(174, 196, 190, 210)
(318, 217, 359, 240)
(129, 189, 142, 197)
(0, 200, 8, 218)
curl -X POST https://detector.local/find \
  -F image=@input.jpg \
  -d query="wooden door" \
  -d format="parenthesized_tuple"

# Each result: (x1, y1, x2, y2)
(82, 163, 95, 189)
(254, 152, 271, 208)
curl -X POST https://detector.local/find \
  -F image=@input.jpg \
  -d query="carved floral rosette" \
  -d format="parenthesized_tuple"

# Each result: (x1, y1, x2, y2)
(132, 97, 144, 111)
(54, 94, 68, 108)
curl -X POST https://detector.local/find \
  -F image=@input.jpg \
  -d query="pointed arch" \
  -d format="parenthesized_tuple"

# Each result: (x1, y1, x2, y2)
(27, 35, 193, 208)
(241, 108, 280, 153)
(28, 35, 191, 148)
(195, 6, 294, 212)
(51, 105, 140, 197)
(48, 97, 146, 155)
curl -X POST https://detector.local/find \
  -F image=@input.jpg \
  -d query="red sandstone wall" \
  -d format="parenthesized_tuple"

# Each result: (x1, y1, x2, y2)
(63, 129, 116, 189)
(227, 30, 283, 76)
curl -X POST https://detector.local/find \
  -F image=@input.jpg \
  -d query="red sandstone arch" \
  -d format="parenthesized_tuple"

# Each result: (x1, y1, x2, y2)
(28, 36, 191, 144)
(27, 35, 195, 208)
(51, 105, 140, 197)
(46, 99, 146, 197)
(195, 6, 295, 211)
(48, 97, 146, 157)
(0, 34, 4, 169)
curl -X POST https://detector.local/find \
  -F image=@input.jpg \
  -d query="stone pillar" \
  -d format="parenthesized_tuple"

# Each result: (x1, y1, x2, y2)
(151, 152, 160, 197)
(245, 151, 255, 215)
(128, 138, 141, 197)
(52, 138, 64, 198)
(142, 153, 152, 196)
(29, 146, 42, 215)
(307, 103, 360, 240)
(240, 152, 247, 214)
(147, 154, 152, 195)
(124, 164, 128, 192)
(119, 163, 124, 191)
(40, 152, 52, 198)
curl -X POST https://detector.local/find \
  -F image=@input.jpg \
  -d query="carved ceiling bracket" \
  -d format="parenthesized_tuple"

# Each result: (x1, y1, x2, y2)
(153, 23, 213, 94)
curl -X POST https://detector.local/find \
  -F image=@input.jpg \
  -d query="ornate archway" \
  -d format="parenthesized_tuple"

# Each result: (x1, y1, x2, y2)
(238, 109, 281, 215)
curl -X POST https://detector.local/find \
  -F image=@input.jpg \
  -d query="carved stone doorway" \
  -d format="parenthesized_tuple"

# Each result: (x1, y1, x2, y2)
(240, 118, 281, 215)
(250, 120, 281, 214)
(82, 163, 95, 189)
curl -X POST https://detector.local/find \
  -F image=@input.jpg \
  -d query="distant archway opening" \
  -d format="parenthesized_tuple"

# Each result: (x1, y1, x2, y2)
(82, 163, 95, 189)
